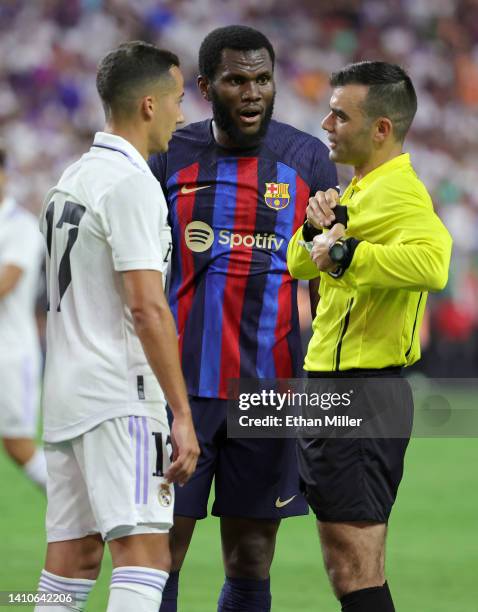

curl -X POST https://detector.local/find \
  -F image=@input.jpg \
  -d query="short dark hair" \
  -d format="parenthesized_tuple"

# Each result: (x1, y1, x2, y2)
(199, 25, 275, 80)
(330, 61, 417, 141)
(96, 41, 180, 118)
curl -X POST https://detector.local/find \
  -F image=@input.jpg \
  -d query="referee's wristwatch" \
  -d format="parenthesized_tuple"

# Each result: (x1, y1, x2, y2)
(329, 240, 349, 266)
(327, 237, 360, 278)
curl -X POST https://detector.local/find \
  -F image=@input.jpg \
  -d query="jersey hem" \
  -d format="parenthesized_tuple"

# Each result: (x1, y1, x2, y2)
(43, 404, 168, 443)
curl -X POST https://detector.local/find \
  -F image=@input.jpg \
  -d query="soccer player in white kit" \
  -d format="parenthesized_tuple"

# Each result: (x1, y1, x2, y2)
(0, 147, 47, 490)
(34, 42, 199, 612)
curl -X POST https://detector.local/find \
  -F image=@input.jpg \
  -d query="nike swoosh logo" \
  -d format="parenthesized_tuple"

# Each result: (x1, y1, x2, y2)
(180, 185, 212, 195)
(275, 495, 296, 508)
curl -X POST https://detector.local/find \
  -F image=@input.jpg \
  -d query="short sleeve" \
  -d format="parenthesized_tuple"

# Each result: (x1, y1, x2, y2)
(100, 172, 169, 273)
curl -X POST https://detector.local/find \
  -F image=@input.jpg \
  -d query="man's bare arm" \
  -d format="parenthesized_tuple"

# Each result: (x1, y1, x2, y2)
(122, 269, 199, 485)
(0, 264, 23, 299)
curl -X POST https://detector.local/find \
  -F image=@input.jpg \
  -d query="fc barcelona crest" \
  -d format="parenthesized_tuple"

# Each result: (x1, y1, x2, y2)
(264, 182, 290, 210)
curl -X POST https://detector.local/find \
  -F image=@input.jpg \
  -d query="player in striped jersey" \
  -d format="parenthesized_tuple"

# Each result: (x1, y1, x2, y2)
(149, 26, 337, 611)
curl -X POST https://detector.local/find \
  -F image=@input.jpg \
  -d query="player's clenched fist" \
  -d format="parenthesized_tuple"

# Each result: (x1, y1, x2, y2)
(310, 223, 345, 271)
(307, 187, 340, 229)
(166, 413, 200, 486)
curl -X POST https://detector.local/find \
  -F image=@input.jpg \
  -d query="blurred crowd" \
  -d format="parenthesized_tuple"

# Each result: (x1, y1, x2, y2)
(1, 0, 477, 373)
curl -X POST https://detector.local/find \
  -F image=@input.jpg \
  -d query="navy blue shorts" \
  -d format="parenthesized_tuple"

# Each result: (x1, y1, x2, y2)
(170, 397, 308, 520)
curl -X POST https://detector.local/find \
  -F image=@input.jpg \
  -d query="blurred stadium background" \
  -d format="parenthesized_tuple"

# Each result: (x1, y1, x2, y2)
(0, 1, 477, 610)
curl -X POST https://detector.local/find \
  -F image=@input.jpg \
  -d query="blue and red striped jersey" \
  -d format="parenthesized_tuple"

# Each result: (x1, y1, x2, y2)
(149, 119, 337, 399)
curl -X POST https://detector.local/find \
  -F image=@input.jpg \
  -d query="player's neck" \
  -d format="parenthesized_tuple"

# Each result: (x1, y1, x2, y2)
(210, 120, 230, 148)
(354, 142, 403, 181)
(211, 120, 261, 150)
(103, 123, 149, 160)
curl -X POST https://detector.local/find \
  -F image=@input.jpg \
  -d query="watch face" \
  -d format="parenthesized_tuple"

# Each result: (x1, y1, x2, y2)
(330, 242, 345, 263)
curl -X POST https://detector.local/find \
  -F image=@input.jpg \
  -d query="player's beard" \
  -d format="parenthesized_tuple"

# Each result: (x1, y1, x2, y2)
(211, 88, 275, 148)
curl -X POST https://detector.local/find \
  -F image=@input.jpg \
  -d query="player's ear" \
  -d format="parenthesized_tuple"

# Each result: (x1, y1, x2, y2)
(374, 117, 393, 144)
(141, 95, 155, 121)
(198, 75, 211, 102)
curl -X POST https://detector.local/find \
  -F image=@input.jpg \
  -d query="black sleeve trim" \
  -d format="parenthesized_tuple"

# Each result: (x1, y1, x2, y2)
(344, 237, 360, 269)
(328, 237, 361, 279)
(302, 221, 323, 242)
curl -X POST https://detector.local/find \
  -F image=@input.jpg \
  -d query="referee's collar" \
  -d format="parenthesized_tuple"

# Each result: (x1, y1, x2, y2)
(91, 132, 151, 175)
(352, 153, 411, 192)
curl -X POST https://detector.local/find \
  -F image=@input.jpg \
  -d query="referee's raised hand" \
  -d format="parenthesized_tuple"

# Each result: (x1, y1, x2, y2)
(307, 187, 340, 228)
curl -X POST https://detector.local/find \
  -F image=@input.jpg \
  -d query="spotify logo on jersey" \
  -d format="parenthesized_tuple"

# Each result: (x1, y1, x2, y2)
(185, 221, 215, 253)
(185, 221, 284, 253)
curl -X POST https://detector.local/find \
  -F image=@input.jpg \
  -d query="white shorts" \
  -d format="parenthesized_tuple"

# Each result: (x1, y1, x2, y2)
(0, 354, 40, 438)
(45, 416, 174, 542)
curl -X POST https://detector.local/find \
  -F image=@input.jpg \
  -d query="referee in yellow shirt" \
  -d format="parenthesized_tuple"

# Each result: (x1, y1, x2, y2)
(287, 61, 452, 612)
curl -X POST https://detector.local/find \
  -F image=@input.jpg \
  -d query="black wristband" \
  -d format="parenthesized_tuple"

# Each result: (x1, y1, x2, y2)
(302, 220, 322, 242)
(330, 204, 348, 228)
(302, 204, 349, 244)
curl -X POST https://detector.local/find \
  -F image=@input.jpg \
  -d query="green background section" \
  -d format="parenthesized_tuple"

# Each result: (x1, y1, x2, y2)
(0, 438, 477, 611)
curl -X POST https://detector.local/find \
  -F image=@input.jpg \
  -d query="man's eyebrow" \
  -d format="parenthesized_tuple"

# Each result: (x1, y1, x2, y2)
(223, 66, 272, 78)
(330, 105, 348, 120)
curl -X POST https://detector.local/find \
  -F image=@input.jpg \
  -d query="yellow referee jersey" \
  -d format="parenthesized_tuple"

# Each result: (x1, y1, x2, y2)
(287, 153, 452, 372)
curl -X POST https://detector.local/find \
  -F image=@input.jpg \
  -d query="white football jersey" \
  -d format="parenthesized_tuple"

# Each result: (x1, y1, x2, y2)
(0, 197, 43, 360)
(40, 133, 172, 443)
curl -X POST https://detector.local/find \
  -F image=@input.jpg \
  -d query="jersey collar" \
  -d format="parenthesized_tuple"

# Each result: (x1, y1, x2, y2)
(91, 132, 152, 175)
(350, 153, 411, 194)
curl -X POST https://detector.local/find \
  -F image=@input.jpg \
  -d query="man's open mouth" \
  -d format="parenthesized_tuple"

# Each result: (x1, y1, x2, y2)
(239, 108, 262, 124)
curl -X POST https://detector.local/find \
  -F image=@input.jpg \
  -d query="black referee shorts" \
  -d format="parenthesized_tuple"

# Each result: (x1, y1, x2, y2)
(297, 368, 413, 523)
